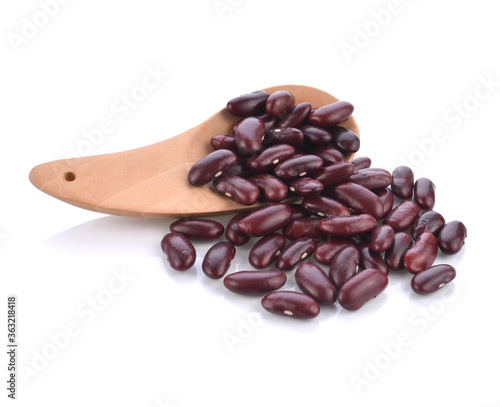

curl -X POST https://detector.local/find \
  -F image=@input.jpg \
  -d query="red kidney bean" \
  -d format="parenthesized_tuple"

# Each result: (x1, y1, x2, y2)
(210, 134, 237, 151)
(311, 145, 344, 165)
(329, 126, 360, 153)
(330, 182, 385, 220)
(277, 102, 312, 129)
(319, 214, 377, 238)
(345, 169, 393, 190)
(384, 232, 413, 270)
(383, 200, 421, 231)
(266, 91, 295, 117)
(225, 212, 251, 246)
(274, 154, 324, 179)
(288, 177, 324, 198)
(226, 90, 269, 117)
(369, 225, 395, 252)
(411, 264, 456, 294)
(213, 175, 260, 205)
(246, 144, 296, 173)
(411, 210, 446, 240)
(256, 113, 278, 131)
(202, 242, 236, 279)
(403, 232, 438, 274)
(375, 187, 395, 217)
(351, 156, 371, 171)
(275, 237, 317, 271)
(391, 166, 414, 199)
(234, 117, 265, 155)
(160, 233, 196, 271)
(438, 220, 467, 254)
(224, 269, 287, 294)
(329, 245, 360, 290)
(283, 217, 322, 240)
(261, 291, 320, 319)
(414, 177, 436, 210)
(247, 174, 288, 202)
(296, 262, 338, 304)
(300, 125, 333, 146)
(237, 203, 293, 237)
(308, 101, 354, 127)
(357, 242, 389, 275)
(249, 233, 287, 269)
(314, 161, 354, 187)
(314, 237, 356, 265)
(265, 127, 304, 147)
(187, 149, 238, 186)
(301, 196, 351, 218)
(338, 268, 388, 311)
(170, 218, 224, 240)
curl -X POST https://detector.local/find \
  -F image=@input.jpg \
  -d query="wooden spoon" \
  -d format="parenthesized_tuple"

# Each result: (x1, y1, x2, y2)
(29, 85, 360, 218)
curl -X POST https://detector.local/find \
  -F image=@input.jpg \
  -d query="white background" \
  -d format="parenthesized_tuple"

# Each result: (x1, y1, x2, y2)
(1, 1, 499, 406)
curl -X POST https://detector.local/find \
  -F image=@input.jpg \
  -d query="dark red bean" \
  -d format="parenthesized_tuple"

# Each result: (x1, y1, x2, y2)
(187, 149, 238, 186)
(210, 134, 237, 151)
(357, 242, 390, 275)
(314, 237, 356, 265)
(247, 174, 288, 202)
(346, 169, 392, 190)
(256, 113, 278, 131)
(277, 102, 312, 129)
(202, 242, 236, 279)
(160, 233, 196, 271)
(403, 232, 438, 274)
(391, 166, 414, 199)
(330, 182, 385, 220)
(369, 225, 395, 252)
(308, 101, 354, 127)
(296, 262, 338, 304)
(411, 210, 446, 240)
(311, 145, 344, 165)
(225, 212, 251, 246)
(385, 232, 413, 270)
(237, 203, 293, 237)
(170, 218, 224, 240)
(338, 268, 388, 311)
(265, 127, 304, 147)
(234, 117, 265, 155)
(246, 144, 296, 173)
(414, 177, 436, 210)
(329, 245, 360, 290)
(411, 264, 456, 294)
(261, 291, 320, 319)
(438, 221, 467, 254)
(383, 200, 421, 231)
(274, 154, 324, 179)
(300, 125, 333, 147)
(375, 187, 395, 217)
(319, 214, 377, 238)
(283, 217, 322, 240)
(266, 91, 295, 117)
(213, 175, 260, 205)
(275, 237, 317, 271)
(224, 269, 287, 294)
(314, 162, 354, 187)
(288, 177, 324, 198)
(329, 126, 360, 153)
(249, 233, 287, 269)
(351, 156, 371, 171)
(301, 196, 351, 218)
(226, 90, 269, 117)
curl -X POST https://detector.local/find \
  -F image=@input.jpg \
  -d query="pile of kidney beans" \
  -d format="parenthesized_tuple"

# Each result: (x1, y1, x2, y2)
(160, 89, 467, 319)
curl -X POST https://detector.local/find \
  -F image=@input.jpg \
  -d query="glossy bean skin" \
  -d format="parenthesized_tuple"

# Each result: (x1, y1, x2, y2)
(296, 262, 338, 304)
(249, 233, 287, 269)
(376, 187, 395, 217)
(225, 212, 251, 246)
(187, 149, 238, 186)
(403, 232, 438, 274)
(261, 291, 320, 319)
(266, 91, 295, 117)
(346, 169, 392, 190)
(384, 232, 413, 270)
(277, 102, 312, 129)
(338, 268, 388, 311)
(330, 182, 385, 220)
(369, 225, 395, 252)
(351, 156, 371, 171)
(314, 162, 354, 187)
(234, 117, 265, 155)
(301, 196, 351, 218)
(438, 221, 467, 254)
(329, 126, 360, 153)
(414, 177, 436, 210)
(288, 177, 324, 198)
(210, 134, 237, 151)
(160, 233, 196, 271)
(275, 237, 317, 271)
(237, 203, 293, 237)
(357, 242, 389, 275)
(308, 101, 354, 127)
(274, 154, 324, 179)
(329, 245, 360, 290)
(202, 242, 236, 279)
(283, 217, 322, 240)
(411, 264, 456, 294)
(170, 219, 224, 240)
(319, 214, 377, 238)
(247, 174, 288, 202)
(411, 210, 446, 240)
(265, 127, 304, 147)
(213, 175, 260, 205)
(246, 144, 295, 173)
(311, 145, 344, 165)
(224, 269, 287, 294)
(383, 200, 421, 231)
(314, 237, 356, 265)
(300, 125, 333, 147)
(226, 90, 269, 117)
(391, 166, 414, 199)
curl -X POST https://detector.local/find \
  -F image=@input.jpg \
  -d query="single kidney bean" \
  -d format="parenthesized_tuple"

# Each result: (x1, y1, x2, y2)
(351, 156, 371, 171)
(337, 268, 388, 311)
(274, 154, 324, 179)
(224, 269, 287, 294)
(329, 126, 360, 153)
(329, 245, 360, 290)
(330, 182, 385, 220)
(210, 134, 237, 151)
(300, 125, 333, 147)
(314, 237, 356, 265)
(246, 144, 296, 173)
(288, 177, 324, 198)
(345, 169, 393, 190)
(296, 262, 338, 304)
(369, 224, 395, 252)
(226, 90, 269, 117)
(266, 90, 295, 117)
(314, 162, 354, 187)
(225, 212, 251, 246)
(311, 145, 344, 165)
(319, 214, 377, 238)
(213, 175, 260, 205)
(376, 187, 395, 217)
(414, 177, 436, 210)
(188, 149, 238, 186)
(301, 195, 351, 218)
(411, 264, 456, 294)
(275, 237, 317, 271)
(357, 242, 389, 275)
(160, 233, 196, 271)
(202, 242, 236, 279)
(265, 127, 304, 147)
(403, 232, 438, 274)
(237, 203, 293, 237)
(383, 200, 421, 231)
(277, 102, 312, 129)
(384, 232, 413, 270)
(438, 220, 467, 254)
(170, 218, 224, 240)
(308, 101, 354, 127)
(391, 166, 414, 199)
(249, 233, 287, 269)
(261, 291, 320, 319)
(411, 210, 446, 240)
(283, 217, 322, 240)
(234, 117, 265, 155)
(247, 174, 288, 202)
